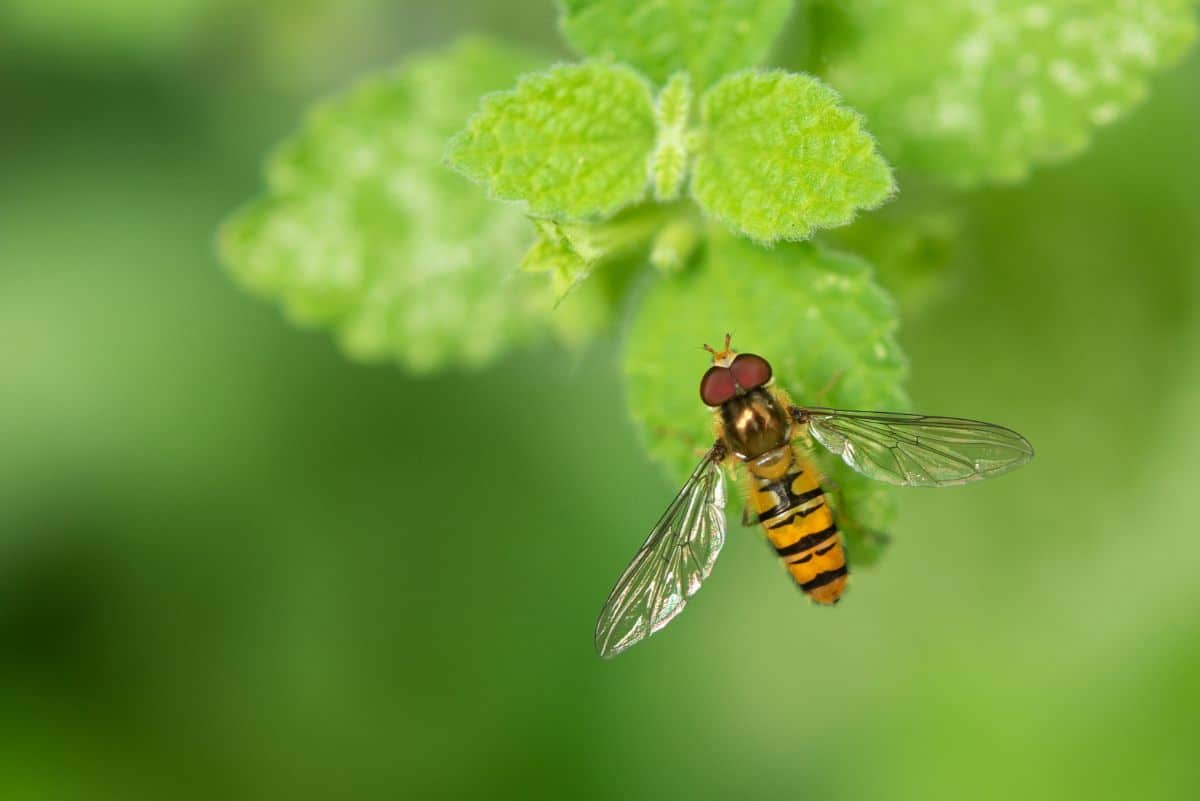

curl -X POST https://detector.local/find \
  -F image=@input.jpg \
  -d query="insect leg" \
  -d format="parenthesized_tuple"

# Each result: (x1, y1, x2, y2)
(788, 405, 810, 426)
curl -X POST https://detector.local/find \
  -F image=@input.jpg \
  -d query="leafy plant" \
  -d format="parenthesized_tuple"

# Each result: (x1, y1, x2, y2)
(812, 0, 1198, 185)
(218, 1, 1196, 560)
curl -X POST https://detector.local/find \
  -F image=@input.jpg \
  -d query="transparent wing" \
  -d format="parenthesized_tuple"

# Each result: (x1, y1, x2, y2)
(594, 449, 727, 658)
(800, 407, 1034, 487)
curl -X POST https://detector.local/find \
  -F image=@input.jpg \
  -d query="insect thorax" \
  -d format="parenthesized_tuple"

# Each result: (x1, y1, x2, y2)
(719, 388, 792, 461)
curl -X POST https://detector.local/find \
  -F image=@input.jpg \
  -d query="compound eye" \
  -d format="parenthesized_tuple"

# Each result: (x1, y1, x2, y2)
(730, 353, 772, 390)
(699, 366, 736, 406)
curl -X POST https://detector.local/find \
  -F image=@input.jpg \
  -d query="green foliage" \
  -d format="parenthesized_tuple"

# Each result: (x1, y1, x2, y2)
(650, 73, 692, 201)
(623, 231, 908, 557)
(820, 0, 1199, 184)
(521, 234, 588, 298)
(445, 62, 657, 220)
(824, 192, 965, 316)
(522, 204, 679, 297)
(649, 216, 703, 273)
(17, 5, 1200, 786)
(219, 0, 1197, 572)
(558, 0, 795, 89)
(691, 70, 895, 242)
(219, 37, 575, 372)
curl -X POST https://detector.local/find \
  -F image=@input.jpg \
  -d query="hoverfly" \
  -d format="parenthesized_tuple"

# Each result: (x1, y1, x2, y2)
(594, 335, 1034, 658)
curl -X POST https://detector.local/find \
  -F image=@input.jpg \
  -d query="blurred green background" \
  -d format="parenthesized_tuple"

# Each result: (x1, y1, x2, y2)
(3, 2, 1199, 799)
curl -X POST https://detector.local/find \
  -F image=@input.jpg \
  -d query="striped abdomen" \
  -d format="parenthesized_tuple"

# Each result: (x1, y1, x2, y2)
(749, 448, 848, 604)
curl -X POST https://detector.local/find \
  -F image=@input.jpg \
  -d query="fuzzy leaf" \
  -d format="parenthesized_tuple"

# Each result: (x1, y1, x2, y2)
(650, 73, 692, 201)
(691, 70, 895, 243)
(523, 204, 684, 297)
(820, 0, 1198, 185)
(559, 0, 795, 90)
(446, 62, 656, 221)
(522, 233, 589, 297)
(218, 37, 577, 372)
(624, 232, 909, 557)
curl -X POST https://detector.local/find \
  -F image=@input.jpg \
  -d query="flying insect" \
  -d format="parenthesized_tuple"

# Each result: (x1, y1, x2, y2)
(594, 335, 1034, 658)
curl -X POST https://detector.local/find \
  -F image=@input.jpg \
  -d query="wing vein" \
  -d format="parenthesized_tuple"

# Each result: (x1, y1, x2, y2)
(594, 448, 728, 658)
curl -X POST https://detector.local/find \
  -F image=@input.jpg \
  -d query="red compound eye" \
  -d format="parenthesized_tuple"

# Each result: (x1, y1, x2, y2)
(700, 366, 736, 406)
(730, 353, 772, 390)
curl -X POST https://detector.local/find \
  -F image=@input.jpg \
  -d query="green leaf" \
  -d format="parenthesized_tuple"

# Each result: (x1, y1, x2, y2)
(821, 188, 964, 317)
(522, 233, 589, 297)
(691, 70, 895, 243)
(446, 62, 657, 221)
(522, 203, 685, 297)
(624, 231, 909, 557)
(819, 0, 1199, 185)
(218, 37, 576, 372)
(650, 73, 692, 201)
(649, 216, 703, 273)
(558, 0, 795, 90)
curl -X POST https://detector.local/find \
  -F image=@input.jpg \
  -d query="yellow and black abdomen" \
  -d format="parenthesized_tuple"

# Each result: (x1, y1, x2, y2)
(750, 452, 848, 605)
